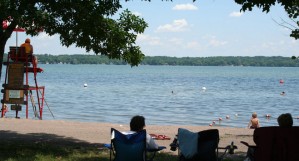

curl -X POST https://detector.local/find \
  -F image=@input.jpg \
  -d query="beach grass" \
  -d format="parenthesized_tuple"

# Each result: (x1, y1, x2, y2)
(0, 140, 245, 161)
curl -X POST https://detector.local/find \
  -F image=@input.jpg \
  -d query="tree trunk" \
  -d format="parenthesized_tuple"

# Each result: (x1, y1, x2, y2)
(0, 26, 13, 82)
(0, 37, 7, 82)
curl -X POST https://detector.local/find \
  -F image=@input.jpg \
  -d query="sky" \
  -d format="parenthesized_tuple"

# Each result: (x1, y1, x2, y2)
(5, 0, 299, 57)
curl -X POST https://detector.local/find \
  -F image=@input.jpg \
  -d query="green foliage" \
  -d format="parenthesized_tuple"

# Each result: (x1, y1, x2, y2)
(8, 54, 298, 67)
(0, 141, 102, 161)
(292, 56, 299, 59)
(0, 141, 178, 161)
(234, 0, 299, 39)
(0, 0, 148, 67)
(142, 56, 299, 67)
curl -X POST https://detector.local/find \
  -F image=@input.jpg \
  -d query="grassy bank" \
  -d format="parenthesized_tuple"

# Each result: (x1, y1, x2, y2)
(0, 141, 173, 161)
(0, 140, 245, 161)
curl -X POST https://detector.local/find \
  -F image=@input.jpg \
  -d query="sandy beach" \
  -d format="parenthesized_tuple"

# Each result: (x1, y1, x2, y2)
(0, 118, 254, 155)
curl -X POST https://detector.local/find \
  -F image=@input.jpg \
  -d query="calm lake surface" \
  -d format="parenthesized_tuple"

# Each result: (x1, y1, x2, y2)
(2, 65, 299, 128)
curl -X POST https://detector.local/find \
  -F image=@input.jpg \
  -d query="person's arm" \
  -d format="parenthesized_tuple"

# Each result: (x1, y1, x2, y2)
(257, 119, 260, 128)
(247, 119, 252, 128)
(30, 45, 33, 54)
(146, 134, 159, 149)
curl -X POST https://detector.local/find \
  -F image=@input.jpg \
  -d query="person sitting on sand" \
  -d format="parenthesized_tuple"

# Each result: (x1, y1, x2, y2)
(277, 113, 293, 127)
(122, 115, 159, 149)
(248, 112, 260, 129)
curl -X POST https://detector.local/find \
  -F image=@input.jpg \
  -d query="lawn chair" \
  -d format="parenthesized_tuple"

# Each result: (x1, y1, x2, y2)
(104, 128, 165, 161)
(170, 128, 237, 161)
(241, 126, 299, 161)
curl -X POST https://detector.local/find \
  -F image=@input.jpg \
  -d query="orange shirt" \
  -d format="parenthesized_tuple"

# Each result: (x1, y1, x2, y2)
(20, 42, 33, 55)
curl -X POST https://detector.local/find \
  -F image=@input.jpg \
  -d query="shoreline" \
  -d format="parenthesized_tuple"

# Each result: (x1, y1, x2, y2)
(0, 118, 254, 153)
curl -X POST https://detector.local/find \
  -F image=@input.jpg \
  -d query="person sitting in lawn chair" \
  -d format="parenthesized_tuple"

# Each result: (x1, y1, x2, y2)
(123, 115, 159, 149)
(105, 115, 165, 161)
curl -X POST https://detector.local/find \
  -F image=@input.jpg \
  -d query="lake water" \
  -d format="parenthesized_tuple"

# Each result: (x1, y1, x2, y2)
(2, 64, 299, 128)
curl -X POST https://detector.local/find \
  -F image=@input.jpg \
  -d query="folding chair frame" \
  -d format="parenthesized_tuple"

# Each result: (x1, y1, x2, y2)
(171, 129, 237, 161)
(109, 128, 147, 161)
(106, 128, 165, 161)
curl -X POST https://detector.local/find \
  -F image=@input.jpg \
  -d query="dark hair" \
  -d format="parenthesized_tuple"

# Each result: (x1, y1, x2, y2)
(277, 113, 293, 128)
(130, 115, 145, 132)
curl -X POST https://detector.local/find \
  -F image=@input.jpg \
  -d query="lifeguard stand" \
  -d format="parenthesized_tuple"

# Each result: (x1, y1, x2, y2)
(1, 46, 45, 119)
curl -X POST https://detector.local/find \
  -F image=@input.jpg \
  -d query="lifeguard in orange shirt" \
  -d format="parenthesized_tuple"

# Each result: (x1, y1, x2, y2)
(20, 38, 33, 57)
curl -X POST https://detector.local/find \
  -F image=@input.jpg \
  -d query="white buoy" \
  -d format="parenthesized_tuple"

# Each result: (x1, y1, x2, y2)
(202, 87, 206, 90)
(84, 83, 88, 87)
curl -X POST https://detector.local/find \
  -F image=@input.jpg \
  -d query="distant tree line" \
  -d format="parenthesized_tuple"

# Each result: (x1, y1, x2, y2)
(142, 56, 299, 67)
(3, 54, 299, 67)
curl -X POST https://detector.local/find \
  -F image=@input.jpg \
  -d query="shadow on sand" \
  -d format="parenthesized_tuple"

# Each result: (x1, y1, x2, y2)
(0, 130, 109, 161)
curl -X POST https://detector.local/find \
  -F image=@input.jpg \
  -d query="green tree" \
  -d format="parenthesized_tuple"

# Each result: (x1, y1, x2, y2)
(234, 0, 299, 40)
(0, 0, 148, 80)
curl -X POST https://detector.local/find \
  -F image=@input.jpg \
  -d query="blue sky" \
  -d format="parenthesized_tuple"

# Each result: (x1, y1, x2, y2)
(5, 1, 298, 57)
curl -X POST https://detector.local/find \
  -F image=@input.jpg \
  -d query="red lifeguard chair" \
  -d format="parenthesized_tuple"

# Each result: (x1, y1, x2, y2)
(1, 46, 45, 119)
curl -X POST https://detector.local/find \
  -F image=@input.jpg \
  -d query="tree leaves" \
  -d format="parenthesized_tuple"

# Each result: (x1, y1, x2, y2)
(234, 0, 299, 39)
(0, 0, 148, 66)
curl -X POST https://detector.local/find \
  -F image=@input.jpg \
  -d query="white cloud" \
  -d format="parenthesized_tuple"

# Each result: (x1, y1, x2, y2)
(209, 39, 228, 47)
(291, 39, 298, 45)
(169, 38, 183, 45)
(156, 19, 189, 32)
(261, 42, 275, 49)
(229, 11, 243, 17)
(204, 35, 228, 47)
(36, 32, 55, 40)
(132, 11, 142, 16)
(137, 34, 162, 46)
(186, 41, 204, 51)
(173, 4, 198, 11)
(260, 40, 299, 55)
(279, 40, 286, 45)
